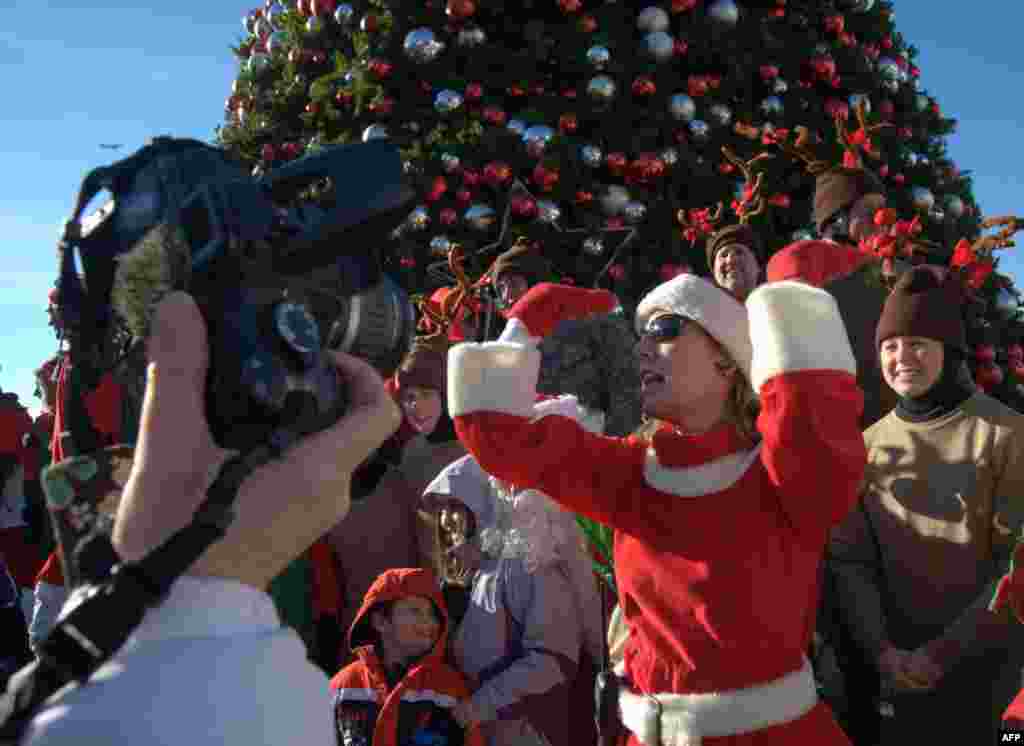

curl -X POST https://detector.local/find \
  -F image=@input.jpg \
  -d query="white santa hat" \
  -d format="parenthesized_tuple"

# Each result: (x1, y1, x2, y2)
(635, 273, 753, 382)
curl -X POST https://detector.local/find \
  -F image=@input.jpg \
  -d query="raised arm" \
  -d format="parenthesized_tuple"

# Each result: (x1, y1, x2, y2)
(449, 284, 642, 529)
(746, 281, 867, 539)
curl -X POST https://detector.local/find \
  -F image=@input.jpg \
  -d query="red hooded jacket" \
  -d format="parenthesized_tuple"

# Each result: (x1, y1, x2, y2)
(329, 568, 483, 746)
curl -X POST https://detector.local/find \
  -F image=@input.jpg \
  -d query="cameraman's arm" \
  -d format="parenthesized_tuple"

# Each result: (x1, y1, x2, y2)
(112, 293, 401, 591)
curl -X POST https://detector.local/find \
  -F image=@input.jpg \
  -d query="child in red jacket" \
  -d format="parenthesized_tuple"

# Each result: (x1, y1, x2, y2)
(330, 568, 484, 746)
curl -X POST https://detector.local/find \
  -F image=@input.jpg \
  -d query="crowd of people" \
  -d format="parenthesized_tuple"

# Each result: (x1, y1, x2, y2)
(1, 140, 1024, 746)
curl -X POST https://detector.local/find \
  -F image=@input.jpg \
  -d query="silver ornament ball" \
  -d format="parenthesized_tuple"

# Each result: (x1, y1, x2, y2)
(267, 31, 289, 54)
(637, 6, 671, 33)
(910, 185, 935, 212)
(708, 103, 732, 128)
(587, 46, 611, 70)
(994, 287, 1020, 319)
(587, 75, 617, 104)
(708, 0, 740, 27)
(688, 119, 711, 144)
(536, 201, 562, 224)
(434, 89, 464, 115)
(430, 235, 452, 254)
(244, 11, 259, 35)
(877, 57, 901, 82)
(465, 204, 497, 231)
(583, 237, 606, 257)
(760, 96, 784, 118)
(334, 3, 355, 26)
(440, 153, 461, 173)
(266, 4, 287, 29)
(643, 31, 675, 63)
(881, 79, 900, 94)
(507, 119, 527, 137)
(792, 229, 815, 241)
(660, 147, 680, 167)
(773, 78, 789, 95)
(523, 125, 556, 155)
(848, 93, 871, 114)
(928, 207, 945, 222)
(623, 201, 648, 224)
(404, 28, 445, 64)
(668, 93, 697, 122)
(248, 52, 271, 76)
(362, 124, 389, 141)
(407, 206, 431, 231)
(581, 145, 604, 168)
(457, 26, 486, 48)
(944, 194, 965, 218)
(600, 186, 632, 217)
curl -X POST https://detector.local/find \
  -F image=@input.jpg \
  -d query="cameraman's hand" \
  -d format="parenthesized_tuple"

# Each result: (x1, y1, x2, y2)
(113, 292, 401, 589)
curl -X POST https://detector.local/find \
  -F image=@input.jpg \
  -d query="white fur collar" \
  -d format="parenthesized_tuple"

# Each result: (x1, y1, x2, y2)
(643, 444, 762, 497)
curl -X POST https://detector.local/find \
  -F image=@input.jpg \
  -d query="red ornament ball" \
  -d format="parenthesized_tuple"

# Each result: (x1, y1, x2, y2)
(465, 82, 484, 101)
(558, 0, 583, 13)
(632, 76, 657, 97)
(439, 208, 458, 226)
(559, 113, 579, 135)
(608, 264, 626, 280)
(483, 162, 512, 186)
(605, 152, 628, 176)
(455, 188, 473, 204)
(532, 164, 559, 192)
(446, 0, 476, 19)
(511, 196, 539, 218)
(482, 106, 507, 126)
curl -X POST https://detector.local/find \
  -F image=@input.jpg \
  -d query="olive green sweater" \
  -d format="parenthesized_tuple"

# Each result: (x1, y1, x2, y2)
(829, 392, 1024, 670)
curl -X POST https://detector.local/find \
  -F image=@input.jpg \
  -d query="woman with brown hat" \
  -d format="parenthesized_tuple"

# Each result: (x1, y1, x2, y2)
(829, 266, 1024, 744)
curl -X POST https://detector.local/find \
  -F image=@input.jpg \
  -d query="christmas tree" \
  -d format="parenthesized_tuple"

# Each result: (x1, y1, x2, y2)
(216, 0, 1024, 410)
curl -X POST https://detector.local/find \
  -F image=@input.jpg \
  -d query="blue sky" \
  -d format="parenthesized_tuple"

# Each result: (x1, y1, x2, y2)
(2, 1, 1023, 414)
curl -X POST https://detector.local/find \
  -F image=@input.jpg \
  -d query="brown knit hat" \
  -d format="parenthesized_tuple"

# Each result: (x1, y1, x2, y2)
(875, 266, 967, 352)
(705, 223, 765, 268)
(394, 334, 449, 393)
(491, 240, 553, 285)
(813, 167, 886, 232)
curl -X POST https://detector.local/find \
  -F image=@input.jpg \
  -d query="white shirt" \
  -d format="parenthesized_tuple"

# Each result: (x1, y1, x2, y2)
(23, 576, 333, 745)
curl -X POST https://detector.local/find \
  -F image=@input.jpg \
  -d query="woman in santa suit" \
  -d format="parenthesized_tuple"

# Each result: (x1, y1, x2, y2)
(446, 273, 866, 746)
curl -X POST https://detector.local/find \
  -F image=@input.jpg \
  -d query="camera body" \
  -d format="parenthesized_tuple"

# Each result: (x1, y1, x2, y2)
(56, 136, 416, 453)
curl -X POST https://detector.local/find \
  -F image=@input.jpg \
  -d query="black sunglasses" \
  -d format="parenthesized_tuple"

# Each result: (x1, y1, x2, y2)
(640, 314, 690, 341)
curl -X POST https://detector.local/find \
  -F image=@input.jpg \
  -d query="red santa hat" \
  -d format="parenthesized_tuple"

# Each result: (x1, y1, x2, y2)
(635, 274, 753, 382)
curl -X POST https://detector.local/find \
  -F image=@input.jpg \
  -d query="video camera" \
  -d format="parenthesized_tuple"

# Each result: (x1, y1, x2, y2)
(55, 135, 416, 454)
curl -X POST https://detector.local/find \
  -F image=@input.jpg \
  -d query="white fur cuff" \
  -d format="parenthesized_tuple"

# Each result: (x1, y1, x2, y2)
(448, 342, 541, 417)
(746, 281, 856, 391)
(498, 318, 539, 346)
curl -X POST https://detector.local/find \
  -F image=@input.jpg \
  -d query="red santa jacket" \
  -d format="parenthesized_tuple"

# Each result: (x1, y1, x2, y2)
(449, 281, 866, 745)
(51, 355, 122, 463)
(329, 568, 484, 746)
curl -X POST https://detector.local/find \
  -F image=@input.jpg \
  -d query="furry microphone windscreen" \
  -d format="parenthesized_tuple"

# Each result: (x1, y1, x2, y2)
(111, 222, 191, 341)
(537, 311, 642, 438)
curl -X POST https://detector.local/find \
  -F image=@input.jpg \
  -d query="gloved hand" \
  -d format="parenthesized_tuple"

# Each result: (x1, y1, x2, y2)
(990, 542, 1024, 623)
(766, 240, 872, 288)
(506, 283, 618, 340)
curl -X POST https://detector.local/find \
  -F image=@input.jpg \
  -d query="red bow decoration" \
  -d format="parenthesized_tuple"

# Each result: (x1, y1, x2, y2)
(836, 98, 889, 168)
(858, 210, 922, 274)
(677, 204, 724, 245)
(949, 215, 1022, 290)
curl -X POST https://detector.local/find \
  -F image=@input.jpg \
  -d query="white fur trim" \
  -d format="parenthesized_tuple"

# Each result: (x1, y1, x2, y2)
(401, 690, 458, 708)
(531, 395, 606, 434)
(447, 342, 541, 417)
(635, 274, 753, 382)
(498, 318, 540, 346)
(746, 281, 856, 391)
(334, 688, 378, 704)
(643, 444, 762, 497)
(618, 657, 817, 743)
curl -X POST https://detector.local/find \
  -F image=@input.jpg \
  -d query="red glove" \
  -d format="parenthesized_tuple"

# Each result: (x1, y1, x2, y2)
(506, 283, 618, 339)
(766, 240, 872, 288)
(990, 542, 1024, 623)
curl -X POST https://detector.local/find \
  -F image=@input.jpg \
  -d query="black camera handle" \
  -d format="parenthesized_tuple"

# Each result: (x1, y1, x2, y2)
(0, 440, 277, 743)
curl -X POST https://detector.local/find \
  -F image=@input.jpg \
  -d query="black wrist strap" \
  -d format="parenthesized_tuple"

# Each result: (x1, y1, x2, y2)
(0, 446, 269, 743)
